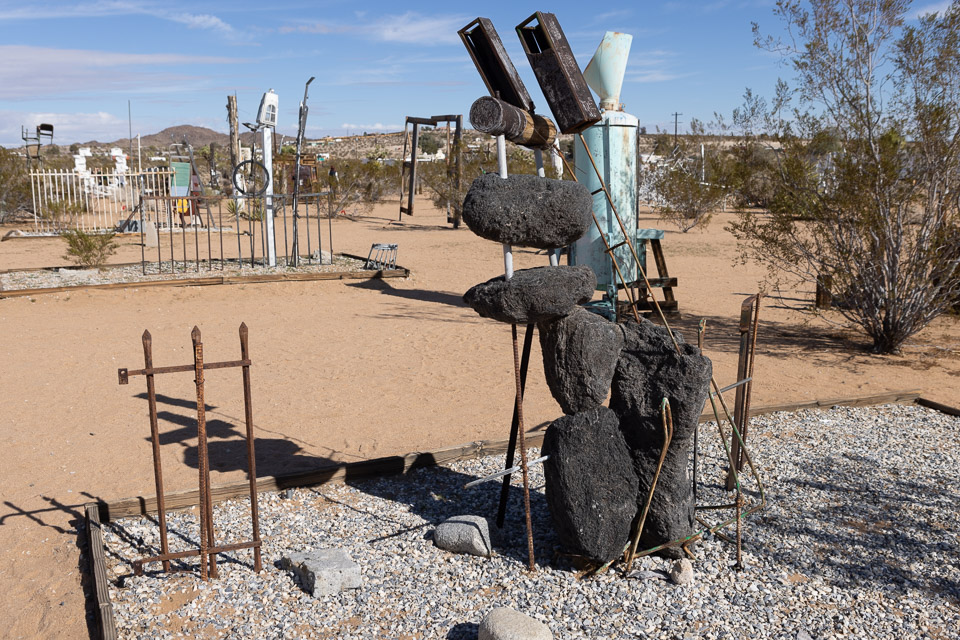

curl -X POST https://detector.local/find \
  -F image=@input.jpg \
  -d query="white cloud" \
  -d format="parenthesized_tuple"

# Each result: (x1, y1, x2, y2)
(0, 2, 241, 37)
(169, 12, 234, 34)
(0, 110, 127, 146)
(368, 13, 468, 45)
(624, 70, 690, 83)
(279, 12, 469, 46)
(339, 123, 402, 132)
(914, 1, 953, 17)
(0, 45, 244, 100)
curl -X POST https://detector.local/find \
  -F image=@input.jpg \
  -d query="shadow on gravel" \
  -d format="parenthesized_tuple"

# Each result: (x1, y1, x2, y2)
(341, 463, 558, 569)
(757, 451, 960, 603)
(446, 622, 479, 639)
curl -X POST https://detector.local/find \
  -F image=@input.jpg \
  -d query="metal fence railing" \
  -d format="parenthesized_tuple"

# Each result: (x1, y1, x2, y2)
(136, 192, 337, 275)
(30, 169, 174, 234)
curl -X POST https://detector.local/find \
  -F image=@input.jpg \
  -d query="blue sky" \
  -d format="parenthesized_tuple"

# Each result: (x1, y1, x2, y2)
(0, 0, 952, 147)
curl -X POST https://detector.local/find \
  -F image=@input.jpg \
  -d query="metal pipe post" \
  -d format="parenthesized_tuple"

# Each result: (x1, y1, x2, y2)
(261, 127, 277, 266)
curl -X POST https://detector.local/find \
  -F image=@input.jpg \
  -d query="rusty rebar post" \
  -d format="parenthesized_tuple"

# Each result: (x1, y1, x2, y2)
(192, 327, 217, 579)
(511, 324, 536, 571)
(496, 323, 535, 529)
(625, 399, 674, 570)
(141, 331, 170, 572)
(239, 323, 262, 572)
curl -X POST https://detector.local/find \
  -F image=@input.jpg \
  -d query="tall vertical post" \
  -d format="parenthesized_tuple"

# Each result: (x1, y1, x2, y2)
(141, 331, 170, 572)
(262, 127, 277, 266)
(239, 323, 263, 572)
(227, 95, 240, 189)
(407, 124, 420, 217)
(191, 327, 217, 579)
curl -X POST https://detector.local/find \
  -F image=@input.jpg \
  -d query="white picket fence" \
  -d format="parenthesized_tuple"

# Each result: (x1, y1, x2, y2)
(30, 169, 175, 234)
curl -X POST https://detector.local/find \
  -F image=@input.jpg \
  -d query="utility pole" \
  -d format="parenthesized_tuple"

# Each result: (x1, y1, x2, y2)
(672, 112, 683, 150)
(227, 95, 240, 192)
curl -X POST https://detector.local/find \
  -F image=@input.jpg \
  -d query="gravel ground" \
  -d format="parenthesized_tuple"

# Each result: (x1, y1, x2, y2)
(0, 255, 367, 292)
(102, 403, 960, 639)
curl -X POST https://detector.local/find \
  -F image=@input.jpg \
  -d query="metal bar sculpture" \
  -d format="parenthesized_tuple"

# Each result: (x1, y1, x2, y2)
(118, 323, 262, 579)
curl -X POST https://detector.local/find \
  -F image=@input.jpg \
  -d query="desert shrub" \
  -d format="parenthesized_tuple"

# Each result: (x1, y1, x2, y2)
(316, 159, 398, 219)
(42, 200, 84, 231)
(0, 147, 32, 222)
(62, 229, 118, 269)
(728, 0, 960, 353)
(652, 161, 725, 232)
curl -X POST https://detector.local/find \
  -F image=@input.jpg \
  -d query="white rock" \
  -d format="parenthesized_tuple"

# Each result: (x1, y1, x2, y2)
(479, 607, 553, 640)
(669, 558, 694, 585)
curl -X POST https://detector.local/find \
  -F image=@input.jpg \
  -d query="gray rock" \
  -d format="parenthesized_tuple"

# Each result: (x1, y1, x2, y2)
(610, 319, 712, 558)
(669, 558, 694, 585)
(538, 307, 624, 414)
(462, 173, 592, 249)
(797, 632, 814, 640)
(542, 407, 639, 564)
(463, 266, 595, 324)
(479, 607, 553, 640)
(310, 249, 332, 264)
(433, 515, 493, 557)
(280, 549, 361, 596)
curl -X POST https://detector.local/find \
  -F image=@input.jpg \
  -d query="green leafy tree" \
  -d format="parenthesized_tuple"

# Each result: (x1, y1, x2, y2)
(728, 0, 960, 353)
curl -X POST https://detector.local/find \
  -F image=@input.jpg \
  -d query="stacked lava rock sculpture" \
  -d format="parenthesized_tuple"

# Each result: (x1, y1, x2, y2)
(462, 172, 712, 566)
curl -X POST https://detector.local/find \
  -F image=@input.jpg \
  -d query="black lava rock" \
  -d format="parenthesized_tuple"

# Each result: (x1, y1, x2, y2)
(463, 266, 595, 324)
(461, 173, 592, 249)
(538, 307, 624, 415)
(542, 407, 640, 564)
(610, 319, 712, 557)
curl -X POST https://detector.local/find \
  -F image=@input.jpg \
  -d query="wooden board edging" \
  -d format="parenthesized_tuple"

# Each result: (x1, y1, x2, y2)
(916, 396, 960, 417)
(84, 503, 118, 640)
(701, 389, 923, 423)
(0, 264, 409, 300)
(97, 389, 926, 522)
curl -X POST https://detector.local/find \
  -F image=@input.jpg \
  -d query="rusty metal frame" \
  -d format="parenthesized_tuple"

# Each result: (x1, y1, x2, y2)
(118, 323, 262, 579)
(398, 114, 463, 225)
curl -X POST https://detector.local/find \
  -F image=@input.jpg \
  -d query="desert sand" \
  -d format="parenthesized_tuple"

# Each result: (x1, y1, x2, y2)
(1, 197, 957, 638)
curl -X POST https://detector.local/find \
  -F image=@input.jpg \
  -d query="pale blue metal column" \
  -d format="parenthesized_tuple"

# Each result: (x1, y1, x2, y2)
(570, 32, 638, 311)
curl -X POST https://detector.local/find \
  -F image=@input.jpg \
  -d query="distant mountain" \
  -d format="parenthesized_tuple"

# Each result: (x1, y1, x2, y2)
(105, 125, 231, 150)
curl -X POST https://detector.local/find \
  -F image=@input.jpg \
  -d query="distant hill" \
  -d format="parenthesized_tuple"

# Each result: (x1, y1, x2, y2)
(103, 125, 230, 150)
